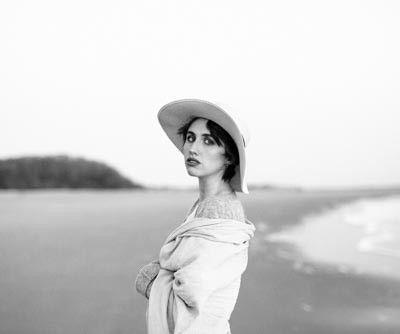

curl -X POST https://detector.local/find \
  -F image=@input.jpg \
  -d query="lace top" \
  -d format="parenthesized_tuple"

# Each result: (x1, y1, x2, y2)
(183, 193, 246, 223)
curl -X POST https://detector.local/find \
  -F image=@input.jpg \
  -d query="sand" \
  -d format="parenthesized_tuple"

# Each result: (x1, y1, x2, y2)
(0, 188, 399, 334)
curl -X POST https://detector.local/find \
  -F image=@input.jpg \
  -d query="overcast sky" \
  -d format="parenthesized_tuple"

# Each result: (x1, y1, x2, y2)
(1, 0, 399, 189)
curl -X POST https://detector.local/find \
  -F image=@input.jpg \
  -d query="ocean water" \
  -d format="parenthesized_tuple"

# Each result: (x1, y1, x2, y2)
(347, 196, 400, 258)
(267, 195, 400, 279)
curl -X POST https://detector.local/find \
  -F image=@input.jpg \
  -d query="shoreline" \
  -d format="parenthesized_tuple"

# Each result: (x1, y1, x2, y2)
(264, 195, 400, 280)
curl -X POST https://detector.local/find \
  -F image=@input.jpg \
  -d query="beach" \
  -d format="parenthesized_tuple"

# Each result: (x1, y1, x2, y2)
(266, 195, 400, 279)
(236, 190, 400, 334)
(0, 188, 399, 333)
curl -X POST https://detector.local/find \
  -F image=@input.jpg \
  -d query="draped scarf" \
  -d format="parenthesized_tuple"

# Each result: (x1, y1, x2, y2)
(147, 217, 255, 334)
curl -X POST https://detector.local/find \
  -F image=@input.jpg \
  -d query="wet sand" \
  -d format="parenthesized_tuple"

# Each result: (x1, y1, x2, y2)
(0, 188, 399, 333)
(266, 195, 400, 279)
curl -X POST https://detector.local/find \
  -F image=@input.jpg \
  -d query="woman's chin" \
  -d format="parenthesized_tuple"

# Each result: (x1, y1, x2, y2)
(186, 170, 199, 177)
(186, 166, 203, 177)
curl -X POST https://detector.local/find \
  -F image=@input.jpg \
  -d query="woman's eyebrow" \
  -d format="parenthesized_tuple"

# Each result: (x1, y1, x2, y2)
(187, 130, 214, 138)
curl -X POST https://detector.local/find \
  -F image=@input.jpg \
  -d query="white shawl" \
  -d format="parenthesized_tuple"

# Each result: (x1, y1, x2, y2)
(147, 217, 255, 334)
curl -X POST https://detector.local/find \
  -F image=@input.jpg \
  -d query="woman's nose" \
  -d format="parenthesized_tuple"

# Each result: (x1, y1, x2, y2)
(188, 138, 200, 154)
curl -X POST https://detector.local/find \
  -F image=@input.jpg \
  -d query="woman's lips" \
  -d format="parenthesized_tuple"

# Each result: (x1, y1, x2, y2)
(186, 158, 200, 166)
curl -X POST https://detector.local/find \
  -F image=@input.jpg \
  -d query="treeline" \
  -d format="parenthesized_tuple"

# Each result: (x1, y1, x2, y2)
(0, 155, 143, 189)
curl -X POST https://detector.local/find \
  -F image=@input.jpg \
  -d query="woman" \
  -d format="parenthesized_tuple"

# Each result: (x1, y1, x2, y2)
(135, 99, 255, 334)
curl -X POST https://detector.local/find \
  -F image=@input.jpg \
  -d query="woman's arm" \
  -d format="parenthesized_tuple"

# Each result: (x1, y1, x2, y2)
(172, 238, 248, 309)
(164, 237, 249, 334)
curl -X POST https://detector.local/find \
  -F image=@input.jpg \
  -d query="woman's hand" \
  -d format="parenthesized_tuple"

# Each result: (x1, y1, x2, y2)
(135, 259, 161, 299)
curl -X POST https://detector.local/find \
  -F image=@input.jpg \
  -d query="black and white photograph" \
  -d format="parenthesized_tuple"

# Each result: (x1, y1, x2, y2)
(1, 1, 400, 333)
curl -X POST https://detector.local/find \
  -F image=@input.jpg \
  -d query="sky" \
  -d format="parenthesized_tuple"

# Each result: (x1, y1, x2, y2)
(1, 0, 400, 189)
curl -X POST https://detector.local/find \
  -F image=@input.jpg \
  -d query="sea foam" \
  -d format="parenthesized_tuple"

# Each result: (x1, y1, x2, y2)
(344, 197, 400, 258)
(266, 195, 400, 278)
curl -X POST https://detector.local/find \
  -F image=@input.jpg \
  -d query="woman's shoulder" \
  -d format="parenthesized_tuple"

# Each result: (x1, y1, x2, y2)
(195, 193, 246, 222)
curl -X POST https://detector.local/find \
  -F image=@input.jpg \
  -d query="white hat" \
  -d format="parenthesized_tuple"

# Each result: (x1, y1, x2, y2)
(157, 98, 250, 194)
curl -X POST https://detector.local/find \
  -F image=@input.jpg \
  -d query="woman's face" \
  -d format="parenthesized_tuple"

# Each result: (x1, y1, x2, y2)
(183, 118, 228, 181)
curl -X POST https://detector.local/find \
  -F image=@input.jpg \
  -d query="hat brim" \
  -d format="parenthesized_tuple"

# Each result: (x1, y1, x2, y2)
(158, 99, 248, 194)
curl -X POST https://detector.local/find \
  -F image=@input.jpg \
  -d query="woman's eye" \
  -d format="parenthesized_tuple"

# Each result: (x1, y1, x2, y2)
(186, 135, 194, 142)
(205, 138, 214, 145)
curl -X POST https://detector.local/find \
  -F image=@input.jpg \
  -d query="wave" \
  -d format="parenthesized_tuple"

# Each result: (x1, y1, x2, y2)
(344, 196, 400, 259)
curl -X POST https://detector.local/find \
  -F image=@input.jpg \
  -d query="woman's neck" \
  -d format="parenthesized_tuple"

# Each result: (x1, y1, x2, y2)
(197, 176, 234, 201)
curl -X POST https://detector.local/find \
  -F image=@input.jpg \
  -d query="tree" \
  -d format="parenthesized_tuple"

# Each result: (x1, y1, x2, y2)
(0, 155, 143, 189)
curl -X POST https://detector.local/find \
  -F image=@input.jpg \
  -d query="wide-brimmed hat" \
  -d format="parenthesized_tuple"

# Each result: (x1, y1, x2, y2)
(157, 98, 250, 194)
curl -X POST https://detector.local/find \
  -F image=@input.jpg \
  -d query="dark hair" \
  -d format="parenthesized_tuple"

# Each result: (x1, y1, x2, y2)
(177, 117, 239, 183)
